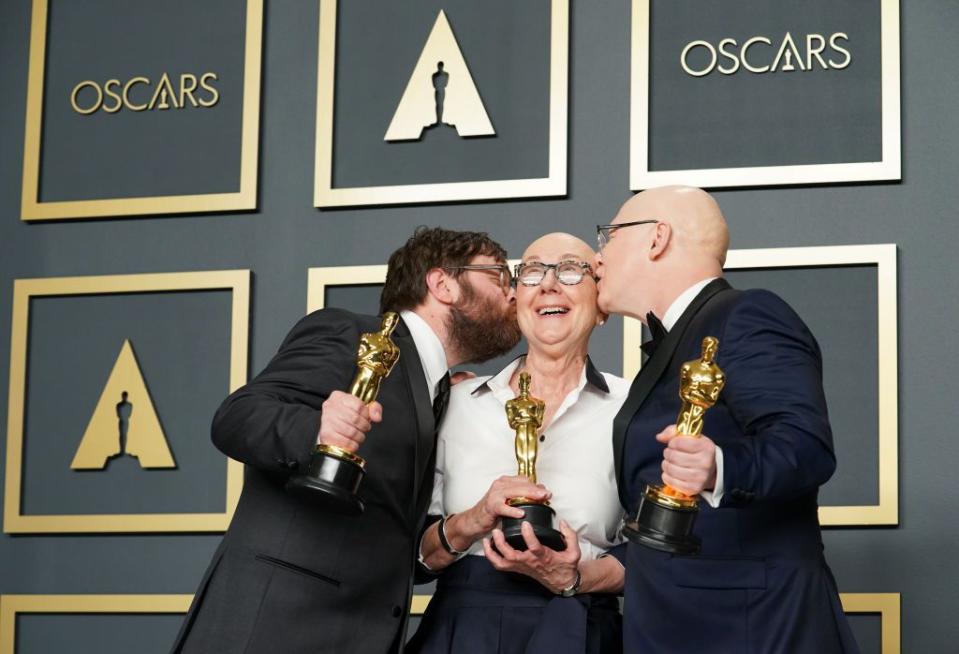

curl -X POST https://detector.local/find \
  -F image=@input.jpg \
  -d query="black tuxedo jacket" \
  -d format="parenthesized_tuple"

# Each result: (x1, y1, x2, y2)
(172, 309, 438, 654)
(615, 279, 859, 653)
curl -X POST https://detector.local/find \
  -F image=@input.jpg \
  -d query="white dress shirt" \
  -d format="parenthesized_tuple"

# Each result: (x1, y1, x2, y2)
(429, 356, 629, 561)
(400, 309, 448, 400)
(658, 277, 725, 507)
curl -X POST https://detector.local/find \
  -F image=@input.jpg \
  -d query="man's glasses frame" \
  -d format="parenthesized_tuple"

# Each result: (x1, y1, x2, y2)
(596, 220, 659, 251)
(445, 264, 513, 293)
(513, 260, 597, 287)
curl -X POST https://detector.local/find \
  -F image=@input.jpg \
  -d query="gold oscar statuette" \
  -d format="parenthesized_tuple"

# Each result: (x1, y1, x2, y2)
(500, 372, 566, 551)
(625, 336, 726, 554)
(285, 312, 401, 515)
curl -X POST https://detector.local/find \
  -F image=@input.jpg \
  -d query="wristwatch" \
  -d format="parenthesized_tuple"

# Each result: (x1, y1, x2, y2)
(559, 569, 582, 597)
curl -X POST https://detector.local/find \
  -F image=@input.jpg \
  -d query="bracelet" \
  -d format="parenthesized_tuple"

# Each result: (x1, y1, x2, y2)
(438, 514, 465, 556)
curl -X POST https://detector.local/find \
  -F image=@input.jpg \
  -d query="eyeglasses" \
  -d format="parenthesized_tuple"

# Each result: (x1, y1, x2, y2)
(445, 264, 513, 292)
(513, 260, 597, 287)
(596, 220, 659, 251)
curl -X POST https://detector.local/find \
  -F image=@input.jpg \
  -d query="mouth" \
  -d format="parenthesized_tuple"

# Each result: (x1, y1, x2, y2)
(536, 305, 570, 317)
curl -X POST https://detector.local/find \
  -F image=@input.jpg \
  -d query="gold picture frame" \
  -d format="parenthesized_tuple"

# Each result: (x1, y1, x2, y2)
(623, 244, 898, 526)
(313, 0, 569, 207)
(20, 0, 263, 221)
(0, 594, 193, 654)
(840, 593, 902, 654)
(3, 271, 250, 533)
(0, 592, 900, 650)
(629, 0, 901, 189)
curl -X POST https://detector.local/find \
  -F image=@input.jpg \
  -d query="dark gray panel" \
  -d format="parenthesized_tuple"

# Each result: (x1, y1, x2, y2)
(725, 265, 879, 507)
(39, 0, 247, 201)
(21, 291, 232, 515)
(846, 613, 882, 654)
(17, 613, 182, 654)
(648, 0, 883, 170)
(332, 0, 551, 187)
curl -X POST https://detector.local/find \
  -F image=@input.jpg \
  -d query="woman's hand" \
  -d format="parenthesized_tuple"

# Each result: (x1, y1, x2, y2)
(455, 476, 551, 546)
(482, 520, 582, 594)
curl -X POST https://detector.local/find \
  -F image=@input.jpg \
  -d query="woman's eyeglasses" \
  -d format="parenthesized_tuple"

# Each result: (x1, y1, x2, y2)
(513, 260, 597, 287)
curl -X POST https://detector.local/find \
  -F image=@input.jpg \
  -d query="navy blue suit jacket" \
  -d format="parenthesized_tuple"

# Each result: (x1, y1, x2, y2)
(614, 279, 859, 653)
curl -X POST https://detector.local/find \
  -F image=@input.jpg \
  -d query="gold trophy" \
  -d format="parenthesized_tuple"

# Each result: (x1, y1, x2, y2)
(500, 372, 566, 551)
(285, 312, 401, 515)
(625, 336, 726, 554)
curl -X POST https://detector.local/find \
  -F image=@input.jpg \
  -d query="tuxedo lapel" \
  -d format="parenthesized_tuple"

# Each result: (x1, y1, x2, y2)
(612, 278, 732, 509)
(392, 322, 435, 514)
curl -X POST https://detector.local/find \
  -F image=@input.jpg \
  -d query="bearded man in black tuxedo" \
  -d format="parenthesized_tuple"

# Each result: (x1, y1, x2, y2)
(173, 227, 521, 654)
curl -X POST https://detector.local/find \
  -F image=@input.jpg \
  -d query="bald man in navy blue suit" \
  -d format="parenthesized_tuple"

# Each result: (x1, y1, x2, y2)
(594, 186, 858, 653)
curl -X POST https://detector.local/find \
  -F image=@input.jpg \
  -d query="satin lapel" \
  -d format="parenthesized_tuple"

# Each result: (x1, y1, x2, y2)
(612, 278, 732, 509)
(392, 324, 435, 510)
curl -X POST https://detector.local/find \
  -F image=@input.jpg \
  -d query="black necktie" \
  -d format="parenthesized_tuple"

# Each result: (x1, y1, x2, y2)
(641, 311, 667, 357)
(432, 372, 451, 426)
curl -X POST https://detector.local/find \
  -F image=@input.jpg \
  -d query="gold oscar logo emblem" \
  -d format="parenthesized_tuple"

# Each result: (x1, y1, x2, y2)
(70, 339, 175, 470)
(384, 10, 495, 141)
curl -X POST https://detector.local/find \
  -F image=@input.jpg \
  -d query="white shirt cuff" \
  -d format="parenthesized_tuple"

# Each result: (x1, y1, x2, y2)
(417, 530, 435, 571)
(699, 445, 724, 508)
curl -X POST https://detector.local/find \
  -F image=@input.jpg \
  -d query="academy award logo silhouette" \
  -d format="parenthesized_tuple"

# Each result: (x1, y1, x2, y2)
(70, 339, 176, 470)
(385, 10, 495, 141)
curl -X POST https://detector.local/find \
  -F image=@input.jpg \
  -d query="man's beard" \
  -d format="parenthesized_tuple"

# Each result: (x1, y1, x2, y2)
(447, 281, 522, 364)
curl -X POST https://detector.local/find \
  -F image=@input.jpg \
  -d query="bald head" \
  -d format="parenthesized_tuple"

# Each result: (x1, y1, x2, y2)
(614, 186, 729, 265)
(523, 232, 596, 266)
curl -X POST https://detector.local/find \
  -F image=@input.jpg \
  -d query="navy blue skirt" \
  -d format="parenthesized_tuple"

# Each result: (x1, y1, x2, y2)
(406, 557, 622, 654)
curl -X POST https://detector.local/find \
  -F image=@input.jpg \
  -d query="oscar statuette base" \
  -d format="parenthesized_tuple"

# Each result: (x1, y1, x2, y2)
(501, 501, 566, 552)
(623, 484, 701, 555)
(285, 445, 365, 516)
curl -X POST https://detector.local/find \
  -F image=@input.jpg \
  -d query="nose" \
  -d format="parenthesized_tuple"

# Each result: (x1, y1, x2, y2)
(539, 267, 560, 292)
(595, 255, 604, 279)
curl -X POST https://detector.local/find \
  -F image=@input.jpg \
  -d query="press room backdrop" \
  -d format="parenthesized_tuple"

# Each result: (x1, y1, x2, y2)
(0, 0, 956, 652)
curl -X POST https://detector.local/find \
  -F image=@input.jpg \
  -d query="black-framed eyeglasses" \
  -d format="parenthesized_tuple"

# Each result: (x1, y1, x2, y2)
(596, 220, 659, 251)
(445, 264, 513, 292)
(513, 260, 597, 287)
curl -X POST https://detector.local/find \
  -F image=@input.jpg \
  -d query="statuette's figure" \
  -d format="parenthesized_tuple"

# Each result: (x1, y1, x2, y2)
(506, 372, 546, 484)
(676, 336, 726, 437)
(349, 312, 401, 404)
(432, 61, 449, 125)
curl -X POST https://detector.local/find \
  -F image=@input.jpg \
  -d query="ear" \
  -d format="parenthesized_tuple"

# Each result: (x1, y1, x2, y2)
(425, 267, 457, 306)
(648, 222, 672, 261)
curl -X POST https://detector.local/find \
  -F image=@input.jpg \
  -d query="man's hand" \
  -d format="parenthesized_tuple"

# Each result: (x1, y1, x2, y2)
(317, 390, 382, 452)
(656, 424, 717, 495)
(483, 520, 581, 594)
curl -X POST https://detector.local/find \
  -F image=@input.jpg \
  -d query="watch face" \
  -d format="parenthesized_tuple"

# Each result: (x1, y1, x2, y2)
(561, 570, 581, 596)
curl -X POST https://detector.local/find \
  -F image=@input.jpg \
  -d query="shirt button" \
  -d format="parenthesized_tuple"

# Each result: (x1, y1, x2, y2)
(392, 605, 402, 617)
(539, 434, 546, 442)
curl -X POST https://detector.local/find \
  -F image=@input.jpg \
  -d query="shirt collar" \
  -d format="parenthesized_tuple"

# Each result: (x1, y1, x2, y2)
(472, 354, 610, 396)
(661, 277, 719, 332)
(399, 309, 448, 395)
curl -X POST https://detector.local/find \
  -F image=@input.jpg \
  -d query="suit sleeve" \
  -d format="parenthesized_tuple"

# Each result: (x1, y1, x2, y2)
(715, 291, 837, 506)
(211, 309, 359, 475)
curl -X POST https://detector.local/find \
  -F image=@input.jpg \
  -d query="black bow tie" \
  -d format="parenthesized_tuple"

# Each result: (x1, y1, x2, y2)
(641, 312, 667, 357)
(433, 372, 451, 425)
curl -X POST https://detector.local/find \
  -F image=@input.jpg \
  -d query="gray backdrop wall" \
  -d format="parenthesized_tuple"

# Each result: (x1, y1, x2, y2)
(1, 0, 957, 652)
